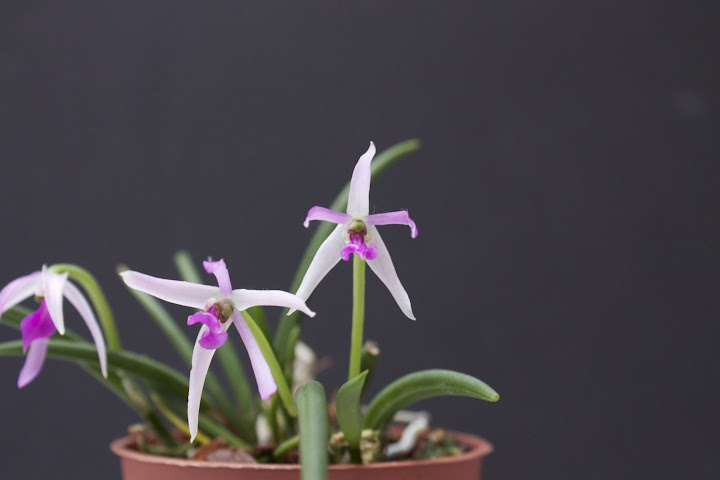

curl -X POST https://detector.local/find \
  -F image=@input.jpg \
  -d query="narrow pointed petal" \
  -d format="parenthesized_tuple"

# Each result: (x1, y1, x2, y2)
(120, 271, 220, 309)
(17, 338, 49, 388)
(203, 259, 233, 297)
(365, 210, 419, 238)
(303, 207, 350, 228)
(0, 271, 41, 315)
(231, 312, 277, 400)
(233, 289, 316, 318)
(62, 282, 108, 378)
(291, 224, 346, 312)
(365, 226, 416, 320)
(42, 266, 67, 335)
(187, 311, 228, 349)
(188, 329, 217, 441)
(346, 142, 376, 218)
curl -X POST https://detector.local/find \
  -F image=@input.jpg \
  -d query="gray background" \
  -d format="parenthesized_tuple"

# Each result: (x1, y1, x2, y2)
(1, 1, 718, 479)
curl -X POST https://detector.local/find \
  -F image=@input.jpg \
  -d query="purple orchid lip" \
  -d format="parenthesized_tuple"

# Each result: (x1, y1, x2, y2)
(20, 300, 56, 353)
(188, 309, 229, 350)
(341, 233, 378, 261)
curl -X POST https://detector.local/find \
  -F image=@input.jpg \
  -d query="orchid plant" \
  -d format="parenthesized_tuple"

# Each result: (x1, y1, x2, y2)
(0, 140, 499, 479)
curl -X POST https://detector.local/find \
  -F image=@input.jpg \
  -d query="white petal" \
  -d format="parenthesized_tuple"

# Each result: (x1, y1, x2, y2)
(366, 226, 416, 320)
(232, 312, 277, 400)
(17, 338, 50, 388)
(62, 281, 108, 378)
(290, 224, 346, 313)
(0, 271, 41, 315)
(346, 142, 376, 218)
(188, 328, 217, 442)
(233, 289, 315, 318)
(120, 271, 221, 309)
(42, 266, 67, 335)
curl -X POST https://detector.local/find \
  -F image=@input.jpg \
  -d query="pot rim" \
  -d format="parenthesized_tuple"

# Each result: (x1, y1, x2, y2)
(110, 430, 493, 471)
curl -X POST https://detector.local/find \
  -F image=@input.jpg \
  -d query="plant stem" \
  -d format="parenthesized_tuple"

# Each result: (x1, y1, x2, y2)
(348, 255, 366, 380)
(49, 264, 121, 350)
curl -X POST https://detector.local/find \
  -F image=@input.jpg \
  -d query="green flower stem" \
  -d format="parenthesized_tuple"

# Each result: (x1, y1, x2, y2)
(348, 255, 366, 380)
(49, 264, 121, 350)
(241, 310, 298, 417)
(272, 435, 299, 460)
(274, 139, 422, 365)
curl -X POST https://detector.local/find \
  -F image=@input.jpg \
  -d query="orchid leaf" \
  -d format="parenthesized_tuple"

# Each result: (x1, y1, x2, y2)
(336, 371, 368, 462)
(360, 341, 380, 397)
(364, 369, 500, 430)
(0, 338, 193, 399)
(173, 250, 203, 284)
(273, 434, 299, 460)
(297, 381, 329, 480)
(275, 138, 422, 361)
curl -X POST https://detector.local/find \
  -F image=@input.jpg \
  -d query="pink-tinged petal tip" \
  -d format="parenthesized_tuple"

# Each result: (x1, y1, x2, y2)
(303, 206, 350, 228)
(203, 259, 233, 297)
(365, 210, 419, 238)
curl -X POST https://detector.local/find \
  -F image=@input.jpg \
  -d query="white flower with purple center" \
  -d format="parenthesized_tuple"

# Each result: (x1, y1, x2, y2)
(120, 258, 315, 440)
(0, 266, 108, 388)
(294, 142, 418, 320)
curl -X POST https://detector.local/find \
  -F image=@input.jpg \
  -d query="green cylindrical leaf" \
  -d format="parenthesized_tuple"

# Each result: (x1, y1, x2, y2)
(297, 381, 329, 480)
(364, 369, 500, 430)
(336, 371, 368, 460)
(0, 339, 191, 398)
(173, 250, 203, 284)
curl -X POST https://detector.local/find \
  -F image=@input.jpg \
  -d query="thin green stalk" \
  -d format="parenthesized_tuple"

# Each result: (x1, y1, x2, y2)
(272, 435, 299, 460)
(49, 264, 121, 350)
(241, 310, 297, 417)
(173, 250, 203, 284)
(274, 139, 421, 365)
(348, 255, 366, 380)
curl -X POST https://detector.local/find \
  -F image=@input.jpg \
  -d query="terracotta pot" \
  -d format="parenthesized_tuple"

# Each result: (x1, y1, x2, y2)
(111, 431, 493, 480)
